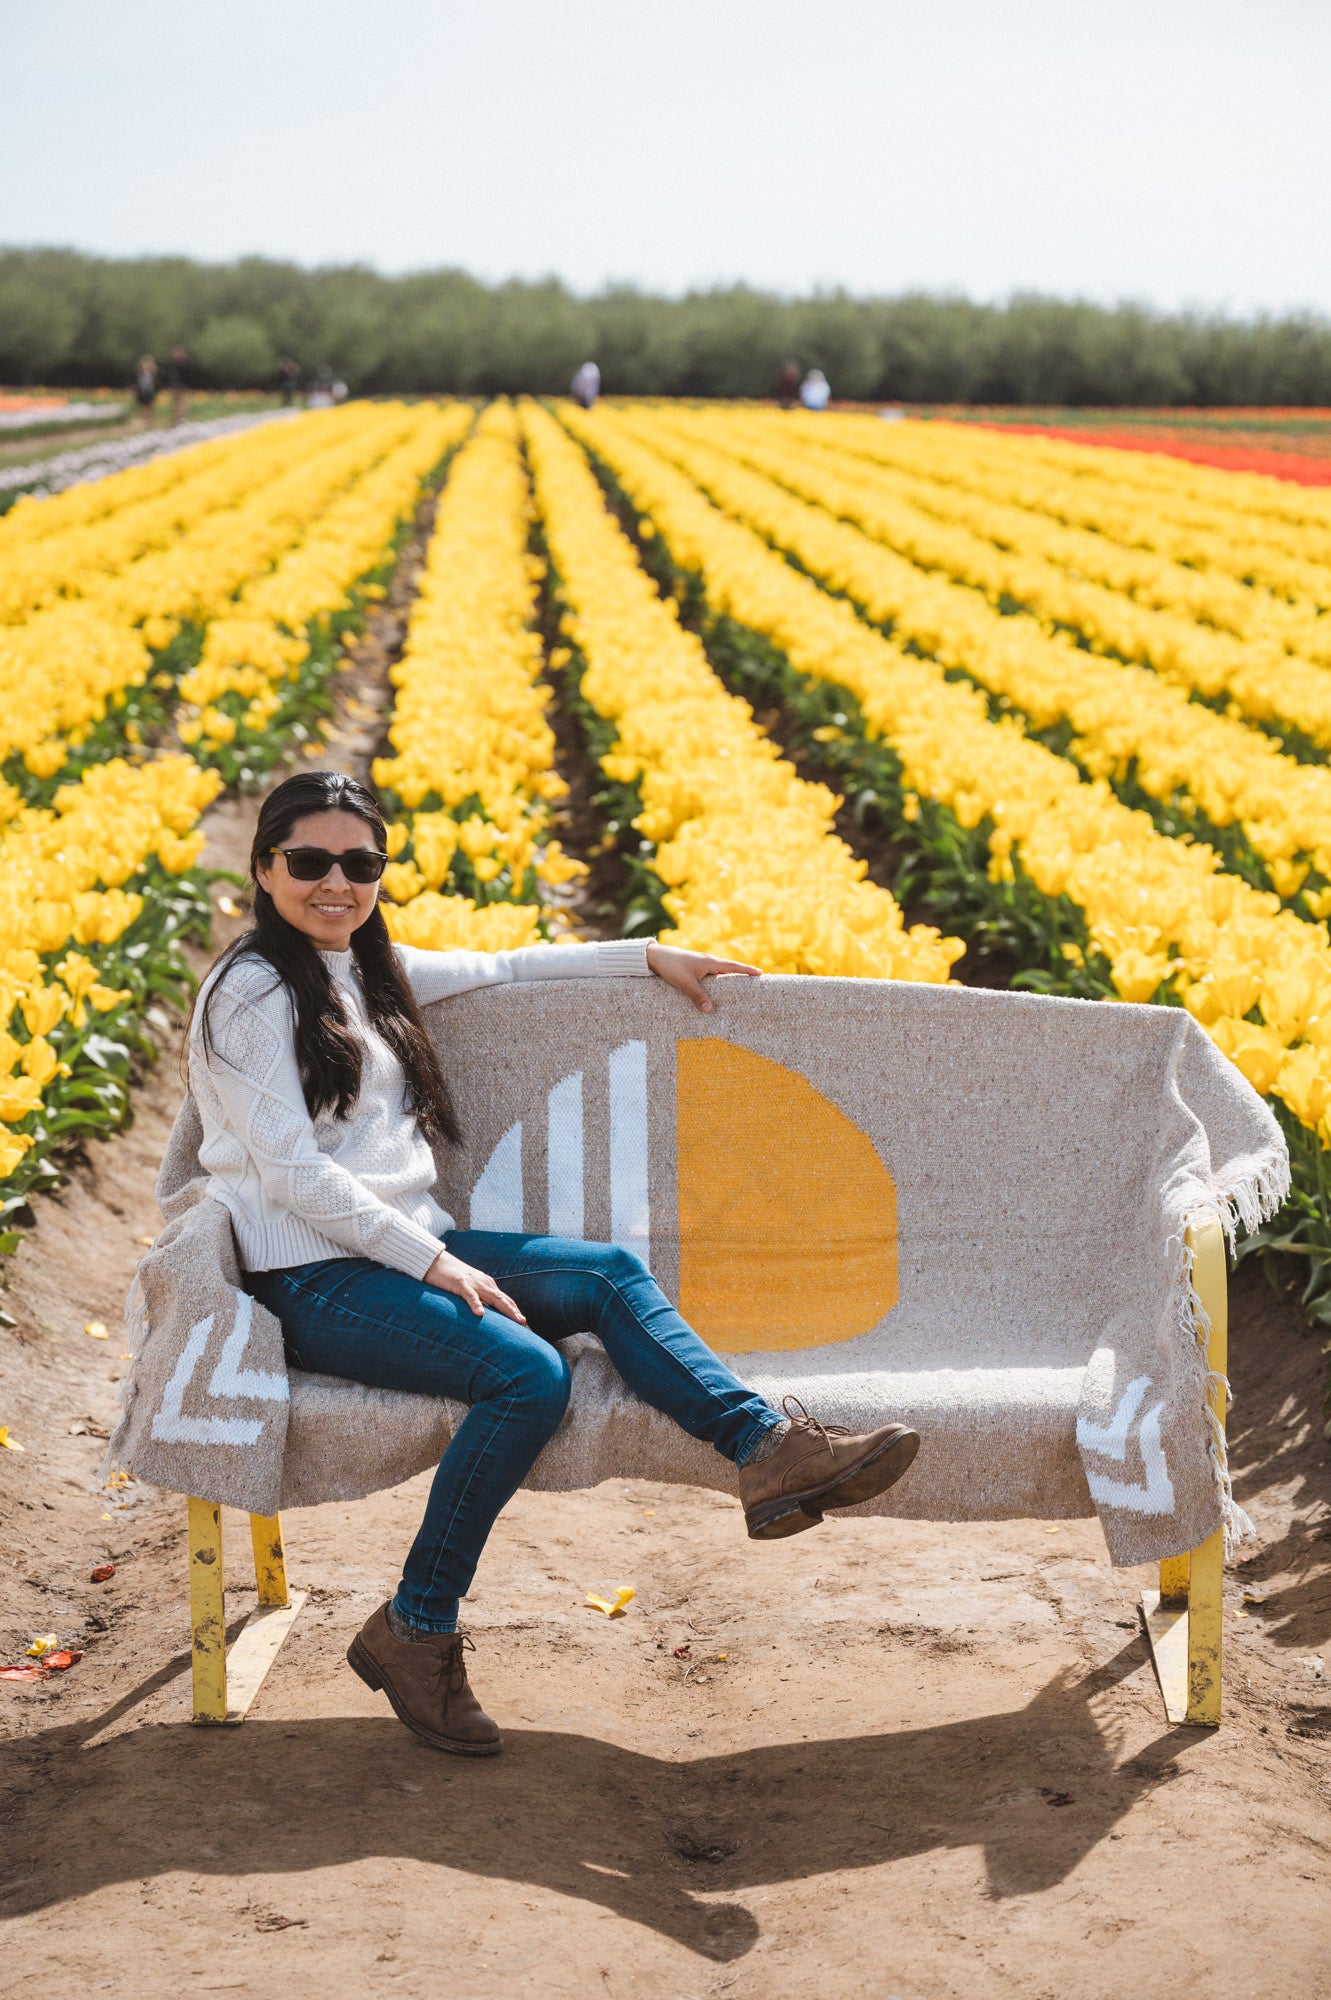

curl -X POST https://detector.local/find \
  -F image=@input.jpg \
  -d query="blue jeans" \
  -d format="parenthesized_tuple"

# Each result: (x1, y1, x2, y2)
(249, 1231, 782, 1633)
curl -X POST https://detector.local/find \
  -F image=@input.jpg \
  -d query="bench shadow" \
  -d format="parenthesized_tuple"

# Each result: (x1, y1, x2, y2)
(3, 1638, 1199, 1960)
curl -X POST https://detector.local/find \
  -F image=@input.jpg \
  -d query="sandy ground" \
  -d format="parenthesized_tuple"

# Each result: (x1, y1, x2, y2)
(3, 538, 1331, 1996)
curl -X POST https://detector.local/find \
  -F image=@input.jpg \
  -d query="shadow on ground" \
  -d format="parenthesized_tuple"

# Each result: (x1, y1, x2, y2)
(2, 1638, 1199, 1960)
(1226, 1261, 1331, 1653)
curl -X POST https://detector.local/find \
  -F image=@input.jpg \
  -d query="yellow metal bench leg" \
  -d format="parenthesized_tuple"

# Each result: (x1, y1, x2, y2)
(1140, 1214, 1227, 1727)
(1159, 1552, 1189, 1606)
(1185, 1528, 1223, 1724)
(188, 1496, 228, 1723)
(249, 1512, 290, 1607)
(187, 1499, 306, 1724)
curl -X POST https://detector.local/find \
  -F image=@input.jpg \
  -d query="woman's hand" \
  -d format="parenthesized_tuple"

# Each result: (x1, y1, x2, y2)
(424, 1249, 528, 1324)
(644, 941, 761, 1014)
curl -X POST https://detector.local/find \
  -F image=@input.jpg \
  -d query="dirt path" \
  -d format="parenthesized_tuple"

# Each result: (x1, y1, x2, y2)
(3, 516, 1331, 1996)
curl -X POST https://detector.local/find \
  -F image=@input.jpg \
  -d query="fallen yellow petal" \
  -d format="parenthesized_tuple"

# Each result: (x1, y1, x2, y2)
(584, 1585, 636, 1618)
(0, 1425, 23, 1451)
(26, 1633, 58, 1658)
(84, 1321, 109, 1340)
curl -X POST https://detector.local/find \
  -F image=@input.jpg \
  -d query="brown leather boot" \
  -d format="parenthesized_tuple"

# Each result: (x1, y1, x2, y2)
(347, 1604, 502, 1755)
(738, 1398, 920, 1540)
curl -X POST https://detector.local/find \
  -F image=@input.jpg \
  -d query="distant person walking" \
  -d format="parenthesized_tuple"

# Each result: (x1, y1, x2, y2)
(570, 360, 601, 409)
(278, 356, 302, 407)
(799, 368, 831, 411)
(133, 354, 159, 427)
(777, 360, 801, 409)
(307, 364, 336, 409)
(166, 346, 189, 424)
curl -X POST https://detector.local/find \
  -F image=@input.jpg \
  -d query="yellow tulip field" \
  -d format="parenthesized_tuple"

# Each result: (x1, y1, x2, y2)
(4, 395, 1331, 1303)
(0, 402, 462, 1233)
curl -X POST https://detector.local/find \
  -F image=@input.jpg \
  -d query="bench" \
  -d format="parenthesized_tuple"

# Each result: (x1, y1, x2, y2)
(115, 977, 1281, 1730)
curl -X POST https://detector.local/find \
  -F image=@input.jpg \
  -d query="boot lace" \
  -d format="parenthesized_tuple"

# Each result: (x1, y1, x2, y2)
(424, 1630, 474, 1694)
(781, 1394, 849, 1448)
(447, 1632, 476, 1692)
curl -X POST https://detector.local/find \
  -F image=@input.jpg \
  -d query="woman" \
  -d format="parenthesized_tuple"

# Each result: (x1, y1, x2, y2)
(191, 771, 920, 1755)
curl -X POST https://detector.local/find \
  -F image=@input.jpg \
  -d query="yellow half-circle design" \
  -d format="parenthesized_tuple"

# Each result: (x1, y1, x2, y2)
(676, 1040, 898, 1354)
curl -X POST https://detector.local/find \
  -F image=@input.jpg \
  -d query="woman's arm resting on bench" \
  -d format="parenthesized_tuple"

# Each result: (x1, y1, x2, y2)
(395, 939, 761, 1014)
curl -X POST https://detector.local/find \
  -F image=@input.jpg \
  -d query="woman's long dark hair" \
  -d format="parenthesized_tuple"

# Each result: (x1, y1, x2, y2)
(193, 771, 461, 1144)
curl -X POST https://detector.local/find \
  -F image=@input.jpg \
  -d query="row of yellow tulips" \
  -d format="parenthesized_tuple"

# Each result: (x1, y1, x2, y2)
(373, 401, 573, 953)
(815, 413, 1331, 609)
(565, 403, 1331, 1142)
(624, 406, 1331, 910)
(525, 402, 961, 982)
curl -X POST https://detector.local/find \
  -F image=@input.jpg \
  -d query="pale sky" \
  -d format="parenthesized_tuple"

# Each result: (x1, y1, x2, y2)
(4, 0, 1330, 314)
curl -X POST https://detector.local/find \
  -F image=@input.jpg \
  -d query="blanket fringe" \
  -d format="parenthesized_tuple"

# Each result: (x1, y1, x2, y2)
(1213, 1143, 1291, 1245)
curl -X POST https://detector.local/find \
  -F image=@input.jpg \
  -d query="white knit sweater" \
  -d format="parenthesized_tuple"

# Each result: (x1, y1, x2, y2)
(189, 938, 653, 1279)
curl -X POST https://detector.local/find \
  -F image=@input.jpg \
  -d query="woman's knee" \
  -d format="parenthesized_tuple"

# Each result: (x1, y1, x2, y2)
(583, 1241, 651, 1289)
(505, 1342, 572, 1428)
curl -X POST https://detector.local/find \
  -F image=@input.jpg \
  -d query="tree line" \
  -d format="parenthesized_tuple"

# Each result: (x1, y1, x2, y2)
(3, 246, 1330, 405)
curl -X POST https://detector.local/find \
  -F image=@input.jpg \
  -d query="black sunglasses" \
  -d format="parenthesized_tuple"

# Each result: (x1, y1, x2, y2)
(268, 845, 388, 884)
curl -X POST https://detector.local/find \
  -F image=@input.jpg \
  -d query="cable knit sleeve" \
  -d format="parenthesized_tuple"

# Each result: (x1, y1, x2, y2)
(396, 936, 653, 1006)
(191, 970, 444, 1281)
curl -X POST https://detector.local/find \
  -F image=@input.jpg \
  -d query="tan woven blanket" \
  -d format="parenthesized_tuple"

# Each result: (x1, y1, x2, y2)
(107, 976, 1286, 1565)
